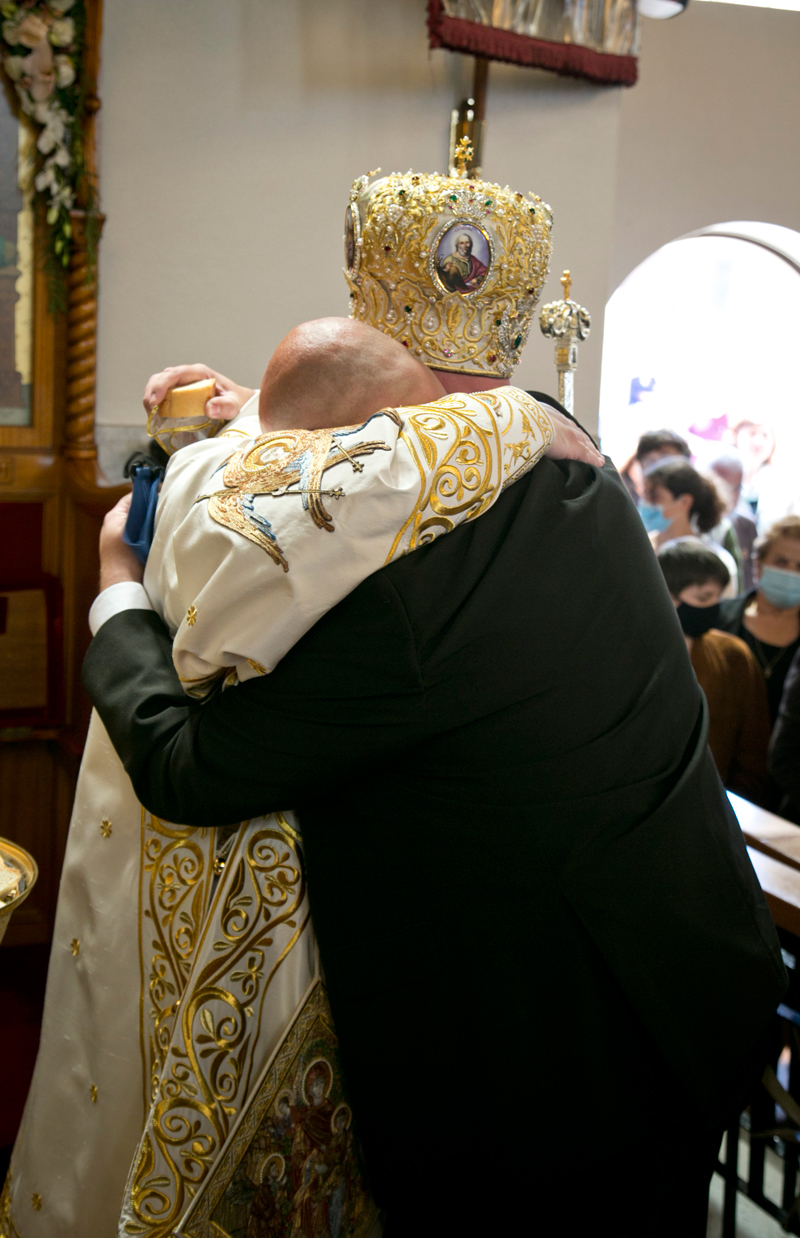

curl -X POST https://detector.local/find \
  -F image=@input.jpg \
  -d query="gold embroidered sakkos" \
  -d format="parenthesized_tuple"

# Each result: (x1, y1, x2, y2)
(200, 418, 400, 570)
(388, 388, 553, 560)
(139, 811, 216, 1111)
(175, 981, 378, 1238)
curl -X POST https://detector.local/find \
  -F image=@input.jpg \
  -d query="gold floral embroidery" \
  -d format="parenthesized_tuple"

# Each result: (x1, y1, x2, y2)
(139, 811, 215, 1110)
(90, 1084, 98, 1104)
(0, 1170, 21, 1236)
(501, 397, 553, 485)
(246, 659, 267, 676)
(176, 982, 378, 1238)
(387, 394, 500, 559)
(122, 814, 308, 1236)
(70, 937, 80, 956)
(31, 1193, 41, 1211)
(100, 818, 112, 839)
(200, 419, 399, 569)
(385, 389, 552, 562)
(186, 604, 197, 627)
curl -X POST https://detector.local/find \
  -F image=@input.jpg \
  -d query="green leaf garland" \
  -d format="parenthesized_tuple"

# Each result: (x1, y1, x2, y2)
(0, 0, 99, 312)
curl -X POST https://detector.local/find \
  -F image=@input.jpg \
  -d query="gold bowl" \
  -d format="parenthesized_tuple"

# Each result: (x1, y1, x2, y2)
(0, 838, 38, 947)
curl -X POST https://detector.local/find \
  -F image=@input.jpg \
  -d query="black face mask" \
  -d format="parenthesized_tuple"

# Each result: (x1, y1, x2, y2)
(677, 601, 721, 638)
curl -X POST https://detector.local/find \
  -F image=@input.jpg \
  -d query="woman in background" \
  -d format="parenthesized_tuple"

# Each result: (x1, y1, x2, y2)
(640, 457, 738, 596)
(619, 428, 690, 504)
(719, 515, 800, 724)
(657, 541, 771, 807)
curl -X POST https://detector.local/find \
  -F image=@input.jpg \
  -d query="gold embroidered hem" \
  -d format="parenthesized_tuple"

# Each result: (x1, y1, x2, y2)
(121, 812, 315, 1237)
(176, 981, 378, 1238)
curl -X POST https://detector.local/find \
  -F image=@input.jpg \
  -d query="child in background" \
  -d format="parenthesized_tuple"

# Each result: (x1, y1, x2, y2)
(657, 540, 772, 807)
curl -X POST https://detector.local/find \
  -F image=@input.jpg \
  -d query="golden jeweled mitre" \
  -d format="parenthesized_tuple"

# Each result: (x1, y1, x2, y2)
(344, 145, 553, 379)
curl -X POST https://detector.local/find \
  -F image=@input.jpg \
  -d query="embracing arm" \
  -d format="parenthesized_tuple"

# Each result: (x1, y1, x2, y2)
(82, 576, 426, 827)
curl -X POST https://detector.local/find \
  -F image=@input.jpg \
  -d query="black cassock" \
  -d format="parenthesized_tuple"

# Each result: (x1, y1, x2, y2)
(84, 405, 785, 1229)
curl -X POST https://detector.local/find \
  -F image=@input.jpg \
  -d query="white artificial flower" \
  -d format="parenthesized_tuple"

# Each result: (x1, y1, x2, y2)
(3, 54, 24, 79)
(52, 143, 69, 168)
(49, 0, 75, 11)
(34, 164, 56, 192)
(54, 53, 74, 86)
(37, 112, 66, 154)
(48, 17, 73, 46)
(2, 19, 20, 44)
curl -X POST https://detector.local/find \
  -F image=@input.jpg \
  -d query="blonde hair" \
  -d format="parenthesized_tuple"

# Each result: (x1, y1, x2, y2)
(755, 514, 800, 563)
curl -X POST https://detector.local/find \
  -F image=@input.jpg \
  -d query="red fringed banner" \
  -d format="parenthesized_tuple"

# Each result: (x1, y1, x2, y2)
(427, 0, 638, 88)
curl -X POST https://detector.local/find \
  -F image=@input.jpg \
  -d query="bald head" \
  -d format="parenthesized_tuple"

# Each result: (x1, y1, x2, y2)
(259, 318, 445, 433)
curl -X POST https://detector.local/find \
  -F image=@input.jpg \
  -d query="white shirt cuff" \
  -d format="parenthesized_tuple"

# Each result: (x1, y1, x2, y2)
(88, 581, 154, 636)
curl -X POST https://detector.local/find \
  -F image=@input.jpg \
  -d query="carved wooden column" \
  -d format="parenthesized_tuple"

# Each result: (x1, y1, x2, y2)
(62, 208, 105, 461)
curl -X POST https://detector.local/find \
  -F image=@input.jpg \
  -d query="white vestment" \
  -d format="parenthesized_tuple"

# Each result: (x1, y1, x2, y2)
(1, 388, 553, 1238)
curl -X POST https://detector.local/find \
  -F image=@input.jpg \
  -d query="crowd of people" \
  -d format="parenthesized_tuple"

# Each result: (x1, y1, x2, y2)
(623, 429, 800, 820)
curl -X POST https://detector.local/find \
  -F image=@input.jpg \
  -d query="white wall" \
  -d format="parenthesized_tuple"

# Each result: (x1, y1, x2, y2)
(95, 0, 622, 446)
(611, 0, 800, 293)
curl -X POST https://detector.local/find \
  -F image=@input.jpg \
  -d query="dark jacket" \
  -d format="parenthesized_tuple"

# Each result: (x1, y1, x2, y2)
(770, 647, 800, 823)
(83, 455, 785, 1215)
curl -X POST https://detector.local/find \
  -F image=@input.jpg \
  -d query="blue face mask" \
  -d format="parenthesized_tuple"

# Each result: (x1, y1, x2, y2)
(638, 502, 671, 534)
(759, 566, 800, 609)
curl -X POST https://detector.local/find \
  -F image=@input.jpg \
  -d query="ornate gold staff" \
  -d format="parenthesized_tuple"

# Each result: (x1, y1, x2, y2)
(538, 270, 591, 415)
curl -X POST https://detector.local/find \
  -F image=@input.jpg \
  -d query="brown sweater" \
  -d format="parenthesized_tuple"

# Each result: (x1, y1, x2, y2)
(690, 628, 771, 805)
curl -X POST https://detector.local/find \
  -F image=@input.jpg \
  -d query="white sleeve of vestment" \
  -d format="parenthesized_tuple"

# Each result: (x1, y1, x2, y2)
(88, 581, 154, 635)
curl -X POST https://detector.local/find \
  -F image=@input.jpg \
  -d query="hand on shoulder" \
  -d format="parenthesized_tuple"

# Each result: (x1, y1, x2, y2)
(539, 404, 605, 469)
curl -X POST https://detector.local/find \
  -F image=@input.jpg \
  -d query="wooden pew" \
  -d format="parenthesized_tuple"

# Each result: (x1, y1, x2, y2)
(729, 792, 800, 938)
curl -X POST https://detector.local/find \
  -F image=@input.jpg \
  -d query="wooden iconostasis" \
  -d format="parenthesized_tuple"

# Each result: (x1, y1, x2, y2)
(0, 0, 127, 946)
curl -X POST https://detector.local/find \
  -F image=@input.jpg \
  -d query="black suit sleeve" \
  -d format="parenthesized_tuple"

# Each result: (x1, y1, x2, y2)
(82, 572, 426, 827)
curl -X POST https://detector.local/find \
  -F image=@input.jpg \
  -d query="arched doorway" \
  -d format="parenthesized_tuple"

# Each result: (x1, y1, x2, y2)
(599, 222, 800, 531)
